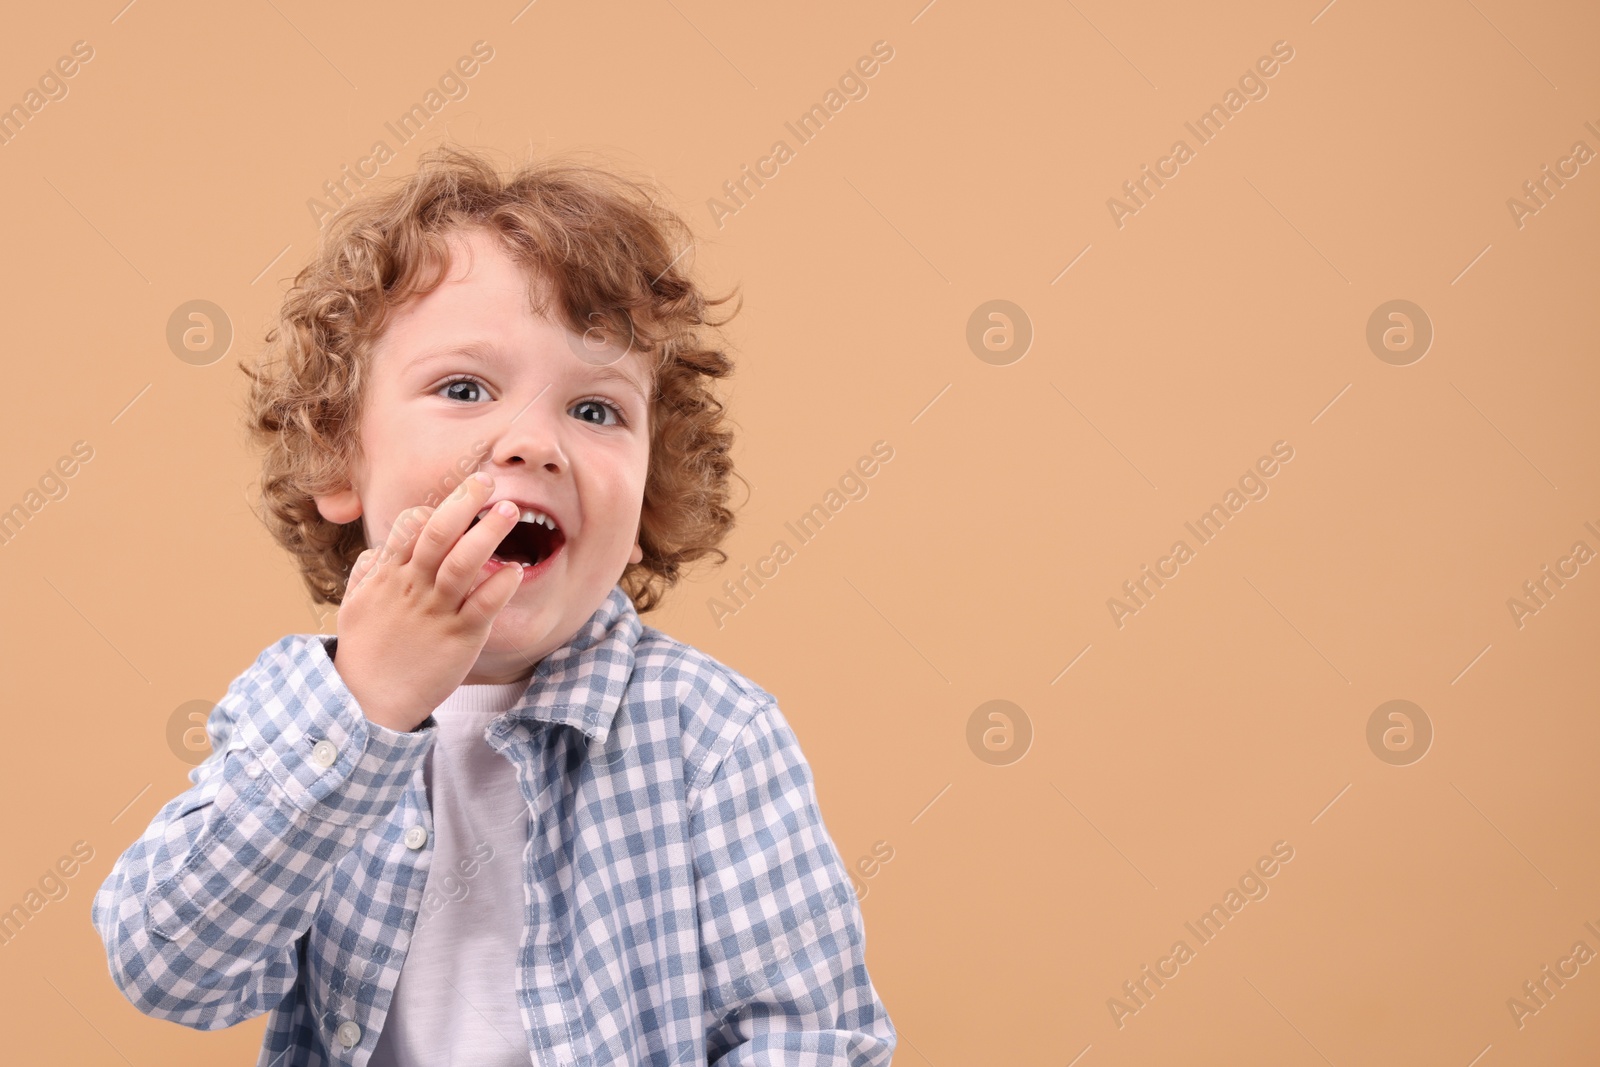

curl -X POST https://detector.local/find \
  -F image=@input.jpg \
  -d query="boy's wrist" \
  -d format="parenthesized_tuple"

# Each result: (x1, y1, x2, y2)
(330, 643, 428, 732)
(349, 691, 428, 734)
(227, 634, 433, 824)
(366, 707, 427, 734)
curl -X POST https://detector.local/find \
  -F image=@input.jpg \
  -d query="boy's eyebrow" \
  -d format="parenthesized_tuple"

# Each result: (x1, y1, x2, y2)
(409, 339, 648, 401)
(408, 339, 502, 373)
(585, 364, 649, 402)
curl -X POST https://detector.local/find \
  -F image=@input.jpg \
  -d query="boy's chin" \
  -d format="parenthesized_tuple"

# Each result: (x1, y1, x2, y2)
(482, 608, 566, 658)
(469, 633, 548, 683)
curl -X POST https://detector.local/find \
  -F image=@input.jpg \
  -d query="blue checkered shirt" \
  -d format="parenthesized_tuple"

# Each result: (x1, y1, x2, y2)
(92, 585, 895, 1066)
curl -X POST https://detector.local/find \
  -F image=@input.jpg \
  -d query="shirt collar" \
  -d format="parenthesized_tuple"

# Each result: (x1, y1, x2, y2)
(499, 583, 642, 744)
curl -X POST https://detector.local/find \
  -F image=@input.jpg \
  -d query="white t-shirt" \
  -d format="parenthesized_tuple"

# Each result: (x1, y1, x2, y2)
(369, 679, 532, 1066)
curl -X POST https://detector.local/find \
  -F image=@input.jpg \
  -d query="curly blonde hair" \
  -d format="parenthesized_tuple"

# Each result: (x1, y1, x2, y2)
(239, 143, 744, 615)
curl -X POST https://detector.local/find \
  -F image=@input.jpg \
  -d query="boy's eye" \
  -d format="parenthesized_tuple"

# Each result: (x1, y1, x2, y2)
(438, 377, 628, 427)
(438, 377, 486, 403)
(572, 397, 627, 427)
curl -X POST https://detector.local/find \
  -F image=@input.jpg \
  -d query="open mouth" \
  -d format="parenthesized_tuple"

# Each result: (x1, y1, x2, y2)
(468, 509, 566, 568)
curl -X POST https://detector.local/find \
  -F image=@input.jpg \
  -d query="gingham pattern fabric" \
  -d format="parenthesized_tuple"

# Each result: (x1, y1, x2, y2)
(92, 585, 896, 1066)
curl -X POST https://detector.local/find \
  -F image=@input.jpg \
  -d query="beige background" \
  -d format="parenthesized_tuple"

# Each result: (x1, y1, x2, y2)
(1, 0, 1596, 1063)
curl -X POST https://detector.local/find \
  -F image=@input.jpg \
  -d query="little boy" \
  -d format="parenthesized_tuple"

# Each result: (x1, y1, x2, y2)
(92, 144, 896, 1066)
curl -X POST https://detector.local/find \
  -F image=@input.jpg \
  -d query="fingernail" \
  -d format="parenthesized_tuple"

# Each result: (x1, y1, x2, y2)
(472, 472, 493, 487)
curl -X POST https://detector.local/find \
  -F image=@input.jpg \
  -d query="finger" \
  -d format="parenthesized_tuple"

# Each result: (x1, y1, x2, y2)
(378, 505, 434, 568)
(463, 557, 524, 620)
(434, 499, 523, 605)
(356, 544, 392, 583)
(347, 548, 378, 589)
(409, 473, 495, 580)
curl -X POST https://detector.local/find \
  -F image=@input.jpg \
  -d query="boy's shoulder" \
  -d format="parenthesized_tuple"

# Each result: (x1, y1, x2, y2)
(631, 623, 781, 790)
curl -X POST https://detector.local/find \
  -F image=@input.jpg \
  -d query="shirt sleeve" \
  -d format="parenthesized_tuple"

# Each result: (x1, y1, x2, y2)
(691, 699, 897, 1067)
(90, 634, 434, 1029)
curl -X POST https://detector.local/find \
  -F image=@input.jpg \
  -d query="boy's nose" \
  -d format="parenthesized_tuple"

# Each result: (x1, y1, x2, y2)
(484, 412, 567, 473)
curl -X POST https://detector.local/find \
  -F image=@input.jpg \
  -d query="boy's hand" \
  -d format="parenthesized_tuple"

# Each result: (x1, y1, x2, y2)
(331, 473, 525, 733)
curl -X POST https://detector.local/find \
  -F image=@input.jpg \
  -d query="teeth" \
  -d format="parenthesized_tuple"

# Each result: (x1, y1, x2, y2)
(475, 505, 558, 532)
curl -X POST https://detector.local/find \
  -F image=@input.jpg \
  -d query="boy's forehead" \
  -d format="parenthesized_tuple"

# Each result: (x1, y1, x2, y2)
(368, 226, 657, 400)
(433, 225, 552, 305)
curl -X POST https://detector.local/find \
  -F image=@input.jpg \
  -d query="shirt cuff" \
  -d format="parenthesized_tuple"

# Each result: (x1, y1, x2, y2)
(233, 634, 434, 823)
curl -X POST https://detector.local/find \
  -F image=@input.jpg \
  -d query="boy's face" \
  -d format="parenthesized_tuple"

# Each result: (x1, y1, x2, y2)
(313, 226, 653, 685)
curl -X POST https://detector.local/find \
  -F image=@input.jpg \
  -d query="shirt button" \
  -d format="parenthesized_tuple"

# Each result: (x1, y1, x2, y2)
(245, 761, 263, 779)
(336, 1019, 361, 1048)
(403, 824, 428, 850)
(311, 740, 339, 769)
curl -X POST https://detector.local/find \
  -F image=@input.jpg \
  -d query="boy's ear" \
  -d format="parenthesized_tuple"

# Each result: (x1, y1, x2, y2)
(314, 483, 364, 525)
